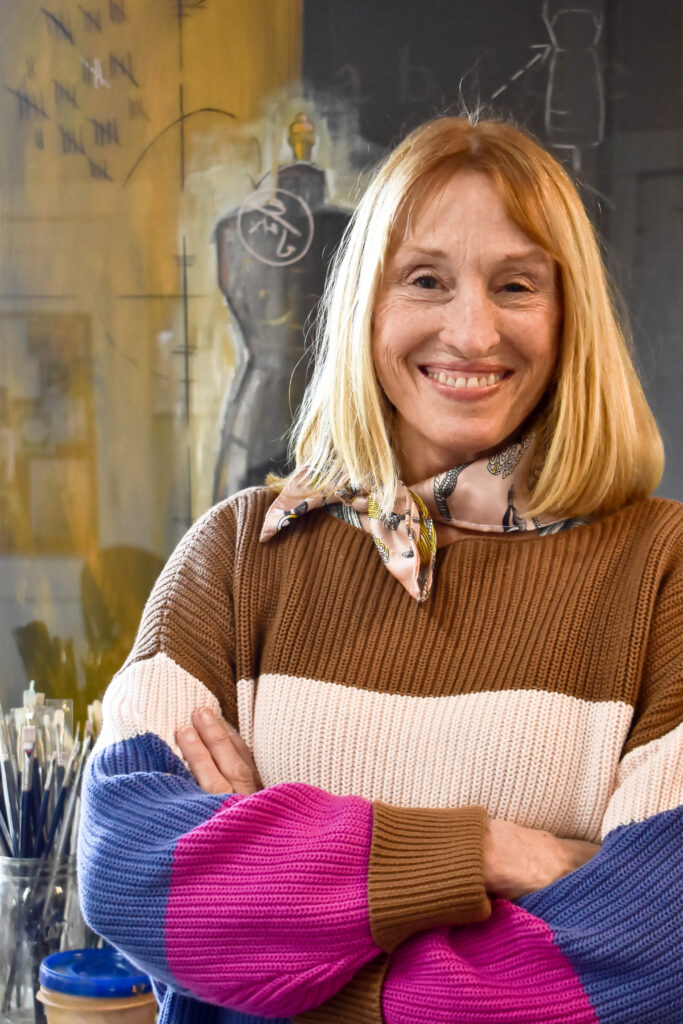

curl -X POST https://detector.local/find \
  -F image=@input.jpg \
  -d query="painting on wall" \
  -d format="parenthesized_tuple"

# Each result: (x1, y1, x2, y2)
(0, 312, 97, 555)
(0, 0, 312, 704)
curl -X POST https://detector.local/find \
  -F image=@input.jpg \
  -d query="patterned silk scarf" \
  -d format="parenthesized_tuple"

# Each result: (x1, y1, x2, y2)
(260, 435, 583, 602)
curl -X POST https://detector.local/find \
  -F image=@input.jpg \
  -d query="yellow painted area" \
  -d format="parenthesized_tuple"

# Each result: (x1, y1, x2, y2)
(0, 0, 302, 709)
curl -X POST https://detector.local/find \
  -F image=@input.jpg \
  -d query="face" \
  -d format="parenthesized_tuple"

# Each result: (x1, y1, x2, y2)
(372, 170, 562, 483)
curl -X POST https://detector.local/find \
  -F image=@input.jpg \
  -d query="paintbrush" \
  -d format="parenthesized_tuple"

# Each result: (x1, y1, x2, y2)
(42, 740, 79, 860)
(52, 731, 90, 862)
(0, 711, 18, 856)
(19, 726, 36, 858)
(32, 753, 56, 859)
(0, 805, 11, 856)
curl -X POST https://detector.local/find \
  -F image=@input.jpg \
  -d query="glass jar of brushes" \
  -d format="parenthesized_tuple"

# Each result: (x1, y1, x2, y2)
(0, 688, 101, 1024)
(0, 855, 89, 1024)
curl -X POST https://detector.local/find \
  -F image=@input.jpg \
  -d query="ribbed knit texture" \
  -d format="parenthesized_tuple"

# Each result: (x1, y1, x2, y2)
(382, 900, 600, 1023)
(78, 487, 683, 1024)
(295, 958, 389, 1024)
(369, 803, 490, 950)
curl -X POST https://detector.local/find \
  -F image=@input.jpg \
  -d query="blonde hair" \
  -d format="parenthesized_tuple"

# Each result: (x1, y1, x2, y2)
(271, 114, 663, 519)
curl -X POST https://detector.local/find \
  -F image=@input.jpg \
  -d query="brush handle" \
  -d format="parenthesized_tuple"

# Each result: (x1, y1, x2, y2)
(42, 783, 68, 859)
(32, 758, 55, 859)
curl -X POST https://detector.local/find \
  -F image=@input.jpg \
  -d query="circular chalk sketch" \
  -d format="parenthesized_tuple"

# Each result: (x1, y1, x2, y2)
(237, 187, 314, 267)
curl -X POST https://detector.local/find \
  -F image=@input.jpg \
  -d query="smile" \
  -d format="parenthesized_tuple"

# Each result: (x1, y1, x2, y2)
(424, 369, 506, 390)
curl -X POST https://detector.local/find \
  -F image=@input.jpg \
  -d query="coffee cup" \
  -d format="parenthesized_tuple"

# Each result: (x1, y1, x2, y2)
(37, 948, 156, 1023)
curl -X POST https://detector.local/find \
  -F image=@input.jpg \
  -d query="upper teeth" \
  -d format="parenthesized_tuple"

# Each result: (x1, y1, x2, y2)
(427, 370, 504, 389)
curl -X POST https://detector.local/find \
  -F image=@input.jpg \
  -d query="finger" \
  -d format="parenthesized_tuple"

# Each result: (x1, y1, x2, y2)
(176, 725, 234, 795)
(192, 708, 260, 795)
(217, 720, 264, 789)
(192, 707, 264, 791)
(192, 706, 255, 771)
(224, 724, 259, 774)
(192, 708, 261, 795)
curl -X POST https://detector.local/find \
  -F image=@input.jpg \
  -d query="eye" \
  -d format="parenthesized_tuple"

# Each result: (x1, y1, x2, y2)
(412, 274, 439, 290)
(503, 281, 531, 293)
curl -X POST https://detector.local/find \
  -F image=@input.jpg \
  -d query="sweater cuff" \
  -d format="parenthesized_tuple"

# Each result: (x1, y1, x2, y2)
(368, 803, 491, 952)
(293, 955, 389, 1024)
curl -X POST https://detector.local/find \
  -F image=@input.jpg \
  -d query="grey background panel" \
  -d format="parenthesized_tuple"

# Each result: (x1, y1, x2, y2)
(303, 0, 683, 499)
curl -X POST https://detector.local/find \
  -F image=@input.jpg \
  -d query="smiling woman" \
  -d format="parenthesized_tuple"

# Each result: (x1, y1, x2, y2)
(79, 115, 682, 1024)
(288, 115, 662, 522)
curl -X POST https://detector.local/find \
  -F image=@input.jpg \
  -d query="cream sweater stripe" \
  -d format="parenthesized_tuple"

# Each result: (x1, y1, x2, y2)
(97, 652, 221, 758)
(600, 720, 683, 837)
(100, 659, 675, 843)
(251, 674, 632, 842)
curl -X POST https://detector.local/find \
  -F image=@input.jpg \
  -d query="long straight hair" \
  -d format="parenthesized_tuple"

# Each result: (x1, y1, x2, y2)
(272, 115, 663, 519)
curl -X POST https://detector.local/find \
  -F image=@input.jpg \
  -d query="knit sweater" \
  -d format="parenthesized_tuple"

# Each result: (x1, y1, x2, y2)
(78, 486, 683, 1024)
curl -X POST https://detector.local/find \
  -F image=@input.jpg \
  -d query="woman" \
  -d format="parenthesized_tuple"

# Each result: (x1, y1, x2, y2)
(79, 116, 682, 1024)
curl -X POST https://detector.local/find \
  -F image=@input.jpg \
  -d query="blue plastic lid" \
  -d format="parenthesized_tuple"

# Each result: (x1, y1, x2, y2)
(39, 949, 153, 998)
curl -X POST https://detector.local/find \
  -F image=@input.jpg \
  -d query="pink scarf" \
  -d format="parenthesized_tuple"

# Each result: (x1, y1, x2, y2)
(260, 435, 577, 602)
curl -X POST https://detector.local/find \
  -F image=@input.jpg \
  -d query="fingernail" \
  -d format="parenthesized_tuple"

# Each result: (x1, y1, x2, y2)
(179, 726, 197, 743)
(199, 707, 215, 724)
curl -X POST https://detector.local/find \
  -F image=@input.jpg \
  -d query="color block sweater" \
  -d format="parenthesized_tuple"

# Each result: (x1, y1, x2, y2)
(78, 486, 683, 1024)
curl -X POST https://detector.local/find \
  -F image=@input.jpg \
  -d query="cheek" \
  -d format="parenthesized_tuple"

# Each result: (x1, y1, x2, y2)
(541, 322, 561, 381)
(521, 311, 561, 383)
(372, 311, 409, 390)
(372, 340, 403, 404)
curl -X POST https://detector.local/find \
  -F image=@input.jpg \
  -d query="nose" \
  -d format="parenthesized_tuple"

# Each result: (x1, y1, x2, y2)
(438, 282, 500, 357)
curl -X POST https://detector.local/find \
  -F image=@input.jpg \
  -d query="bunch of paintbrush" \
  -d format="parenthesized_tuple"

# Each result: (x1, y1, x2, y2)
(0, 684, 102, 860)
(0, 686, 103, 1020)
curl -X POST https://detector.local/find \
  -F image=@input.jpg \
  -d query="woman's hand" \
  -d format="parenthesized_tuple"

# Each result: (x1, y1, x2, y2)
(483, 817, 600, 900)
(176, 707, 263, 796)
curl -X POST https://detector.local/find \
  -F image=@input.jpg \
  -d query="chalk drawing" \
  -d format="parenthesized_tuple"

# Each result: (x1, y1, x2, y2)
(490, 1, 605, 175)
(123, 107, 236, 186)
(88, 117, 119, 145)
(108, 0, 125, 24)
(79, 6, 102, 32)
(128, 97, 149, 120)
(58, 125, 85, 154)
(80, 56, 111, 89)
(53, 80, 79, 108)
(237, 188, 314, 267)
(41, 8, 74, 44)
(3, 85, 49, 121)
(109, 53, 139, 87)
(490, 45, 551, 100)
(88, 157, 111, 179)
(542, 0, 605, 162)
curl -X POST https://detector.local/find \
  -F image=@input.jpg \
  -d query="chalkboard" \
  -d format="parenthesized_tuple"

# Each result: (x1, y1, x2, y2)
(302, 0, 683, 499)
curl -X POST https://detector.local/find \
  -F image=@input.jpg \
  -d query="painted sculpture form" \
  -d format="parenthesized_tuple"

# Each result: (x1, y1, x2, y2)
(212, 115, 349, 500)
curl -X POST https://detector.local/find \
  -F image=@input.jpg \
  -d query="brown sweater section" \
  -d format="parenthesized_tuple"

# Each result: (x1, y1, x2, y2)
(124, 489, 683, 731)
(226, 488, 682, 749)
(123, 503, 240, 726)
(623, 536, 683, 754)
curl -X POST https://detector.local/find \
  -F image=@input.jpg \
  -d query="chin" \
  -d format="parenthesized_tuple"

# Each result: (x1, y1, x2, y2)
(441, 427, 513, 462)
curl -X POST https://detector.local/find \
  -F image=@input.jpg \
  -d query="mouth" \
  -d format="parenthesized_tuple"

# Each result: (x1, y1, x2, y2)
(420, 366, 510, 394)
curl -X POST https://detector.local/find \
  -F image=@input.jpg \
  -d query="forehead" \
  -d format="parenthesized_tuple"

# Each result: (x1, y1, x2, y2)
(390, 169, 548, 262)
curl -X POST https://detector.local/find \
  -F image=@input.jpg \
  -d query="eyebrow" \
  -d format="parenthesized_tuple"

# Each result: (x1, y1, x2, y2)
(393, 245, 553, 268)
(495, 250, 553, 268)
(391, 245, 449, 261)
